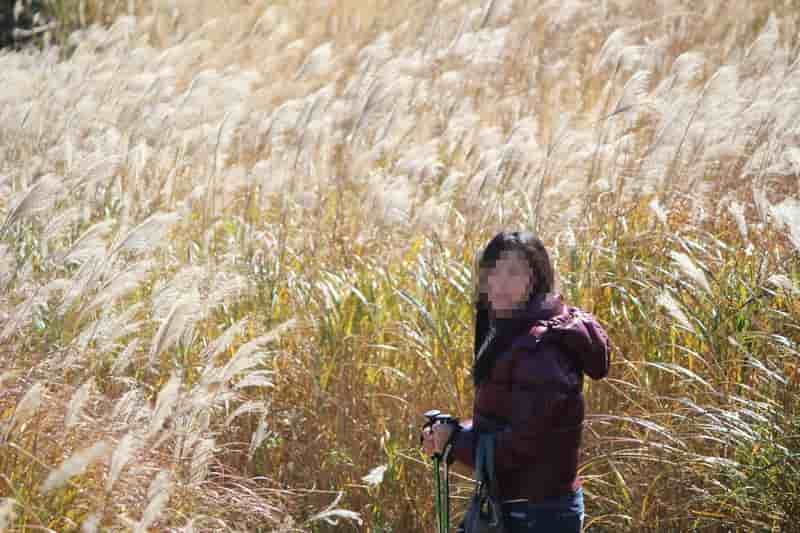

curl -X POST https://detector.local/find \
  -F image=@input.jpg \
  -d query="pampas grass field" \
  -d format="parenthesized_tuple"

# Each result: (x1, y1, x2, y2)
(1, 0, 799, 531)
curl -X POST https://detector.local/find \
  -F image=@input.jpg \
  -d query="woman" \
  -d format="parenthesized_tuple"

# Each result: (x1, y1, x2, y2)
(422, 231, 610, 532)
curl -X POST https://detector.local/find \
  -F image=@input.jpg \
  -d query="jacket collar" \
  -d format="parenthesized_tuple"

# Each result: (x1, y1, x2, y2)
(490, 292, 564, 327)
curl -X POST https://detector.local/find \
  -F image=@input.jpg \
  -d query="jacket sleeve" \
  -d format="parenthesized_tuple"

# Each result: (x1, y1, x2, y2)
(450, 418, 476, 468)
(553, 311, 611, 380)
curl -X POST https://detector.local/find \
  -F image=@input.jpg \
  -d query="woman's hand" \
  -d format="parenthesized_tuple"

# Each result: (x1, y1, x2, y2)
(421, 423, 456, 456)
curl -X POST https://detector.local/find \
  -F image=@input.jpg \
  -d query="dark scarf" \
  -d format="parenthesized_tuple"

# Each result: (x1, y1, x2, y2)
(472, 293, 564, 386)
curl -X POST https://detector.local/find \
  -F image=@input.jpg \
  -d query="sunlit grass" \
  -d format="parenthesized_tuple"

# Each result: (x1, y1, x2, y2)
(1, 0, 799, 531)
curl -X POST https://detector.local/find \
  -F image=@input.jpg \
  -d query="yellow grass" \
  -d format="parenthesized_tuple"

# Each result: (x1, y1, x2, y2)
(1, 0, 799, 531)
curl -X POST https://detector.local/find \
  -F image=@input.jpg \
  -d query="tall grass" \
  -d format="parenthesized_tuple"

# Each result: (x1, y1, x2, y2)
(1, 0, 799, 531)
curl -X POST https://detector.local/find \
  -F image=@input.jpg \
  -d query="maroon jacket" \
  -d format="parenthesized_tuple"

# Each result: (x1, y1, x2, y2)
(451, 295, 610, 502)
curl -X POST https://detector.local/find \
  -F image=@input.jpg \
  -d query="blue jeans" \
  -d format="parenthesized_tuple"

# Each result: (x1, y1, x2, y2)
(502, 488, 584, 532)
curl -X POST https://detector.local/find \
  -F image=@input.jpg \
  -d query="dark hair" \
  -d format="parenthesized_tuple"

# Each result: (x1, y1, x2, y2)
(472, 231, 555, 364)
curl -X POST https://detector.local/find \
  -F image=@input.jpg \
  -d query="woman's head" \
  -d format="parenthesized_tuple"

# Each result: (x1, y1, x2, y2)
(475, 231, 555, 316)
(471, 230, 557, 384)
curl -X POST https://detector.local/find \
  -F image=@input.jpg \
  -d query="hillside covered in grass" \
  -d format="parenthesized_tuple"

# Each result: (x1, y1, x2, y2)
(1, 0, 799, 531)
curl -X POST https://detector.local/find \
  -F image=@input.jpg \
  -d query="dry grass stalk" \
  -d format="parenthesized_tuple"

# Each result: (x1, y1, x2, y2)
(0, 0, 798, 530)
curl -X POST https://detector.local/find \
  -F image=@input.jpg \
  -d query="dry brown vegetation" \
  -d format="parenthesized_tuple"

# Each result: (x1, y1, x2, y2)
(1, 0, 799, 531)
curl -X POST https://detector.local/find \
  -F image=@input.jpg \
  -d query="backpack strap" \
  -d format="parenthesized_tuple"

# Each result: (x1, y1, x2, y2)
(475, 432, 495, 484)
(476, 432, 505, 528)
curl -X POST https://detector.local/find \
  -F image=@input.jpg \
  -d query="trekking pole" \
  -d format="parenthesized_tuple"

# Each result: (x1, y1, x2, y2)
(423, 410, 443, 533)
(436, 413, 458, 533)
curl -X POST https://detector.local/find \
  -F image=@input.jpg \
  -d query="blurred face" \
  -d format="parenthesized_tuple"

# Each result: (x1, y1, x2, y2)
(485, 250, 534, 315)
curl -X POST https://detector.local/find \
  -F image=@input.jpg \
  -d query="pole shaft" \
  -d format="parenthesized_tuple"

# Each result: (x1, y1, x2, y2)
(432, 455, 442, 533)
(443, 456, 450, 532)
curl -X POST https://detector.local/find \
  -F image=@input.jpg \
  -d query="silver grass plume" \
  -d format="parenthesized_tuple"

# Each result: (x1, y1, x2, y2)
(107, 432, 138, 493)
(745, 13, 779, 63)
(5, 382, 44, 439)
(224, 400, 268, 428)
(112, 338, 141, 376)
(112, 389, 149, 426)
(60, 220, 114, 266)
(65, 379, 94, 429)
(42, 206, 83, 244)
(81, 513, 100, 533)
(0, 498, 17, 531)
(199, 319, 293, 394)
(76, 303, 144, 355)
(148, 292, 202, 365)
(593, 28, 627, 74)
(58, 256, 106, 316)
(219, 322, 294, 385)
(670, 51, 706, 85)
(0, 245, 13, 288)
(148, 374, 182, 438)
(770, 198, 800, 252)
(0, 371, 20, 388)
(307, 491, 363, 527)
(200, 317, 248, 365)
(670, 251, 711, 294)
(135, 471, 172, 533)
(656, 291, 693, 331)
(219, 339, 268, 387)
(649, 198, 668, 225)
(727, 201, 748, 240)
(174, 407, 212, 465)
(767, 274, 797, 294)
(189, 438, 215, 485)
(41, 441, 110, 493)
(234, 370, 274, 390)
(83, 259, 153, 316)
(1, 174, 63, 234)
(206, 271, 249, 313)
(362, 465, 388, 487)
(248, 416, 269, 462)
(0, 285, 51, 343)
(614, 69, 652, 114)
(151, 266, 206, 320)
(752, 186, 771, 223)
(110, 211, 181, 257)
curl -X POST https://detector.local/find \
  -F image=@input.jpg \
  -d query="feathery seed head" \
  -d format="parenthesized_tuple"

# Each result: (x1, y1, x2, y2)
(149, 292, 203, 363)
(111, 212, 182, 257)
(65, 379, 94, 430)
(148, 374, 182, 438)
(727, 201, 748, 240)
(189, 438, 215, 485)
(2, 174, 63, 231)
(670, 251, 711, 294)
(362, 464, 388, 486)
(594, 29, 627, 73)
(649, 199, 668, 225)
(0, 498, 17, 531)
(107, 432, 139, 493)
(770, 198, 800, 252)
(81, 513, 100, 533)
(41, 441, 110, 493)
(136, 471, 172, 533)
(8, 382, 44, 437)
(656, 291, 693, 331)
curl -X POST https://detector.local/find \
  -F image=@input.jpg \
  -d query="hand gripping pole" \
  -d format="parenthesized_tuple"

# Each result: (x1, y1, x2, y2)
(423, 410, 458, 533)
